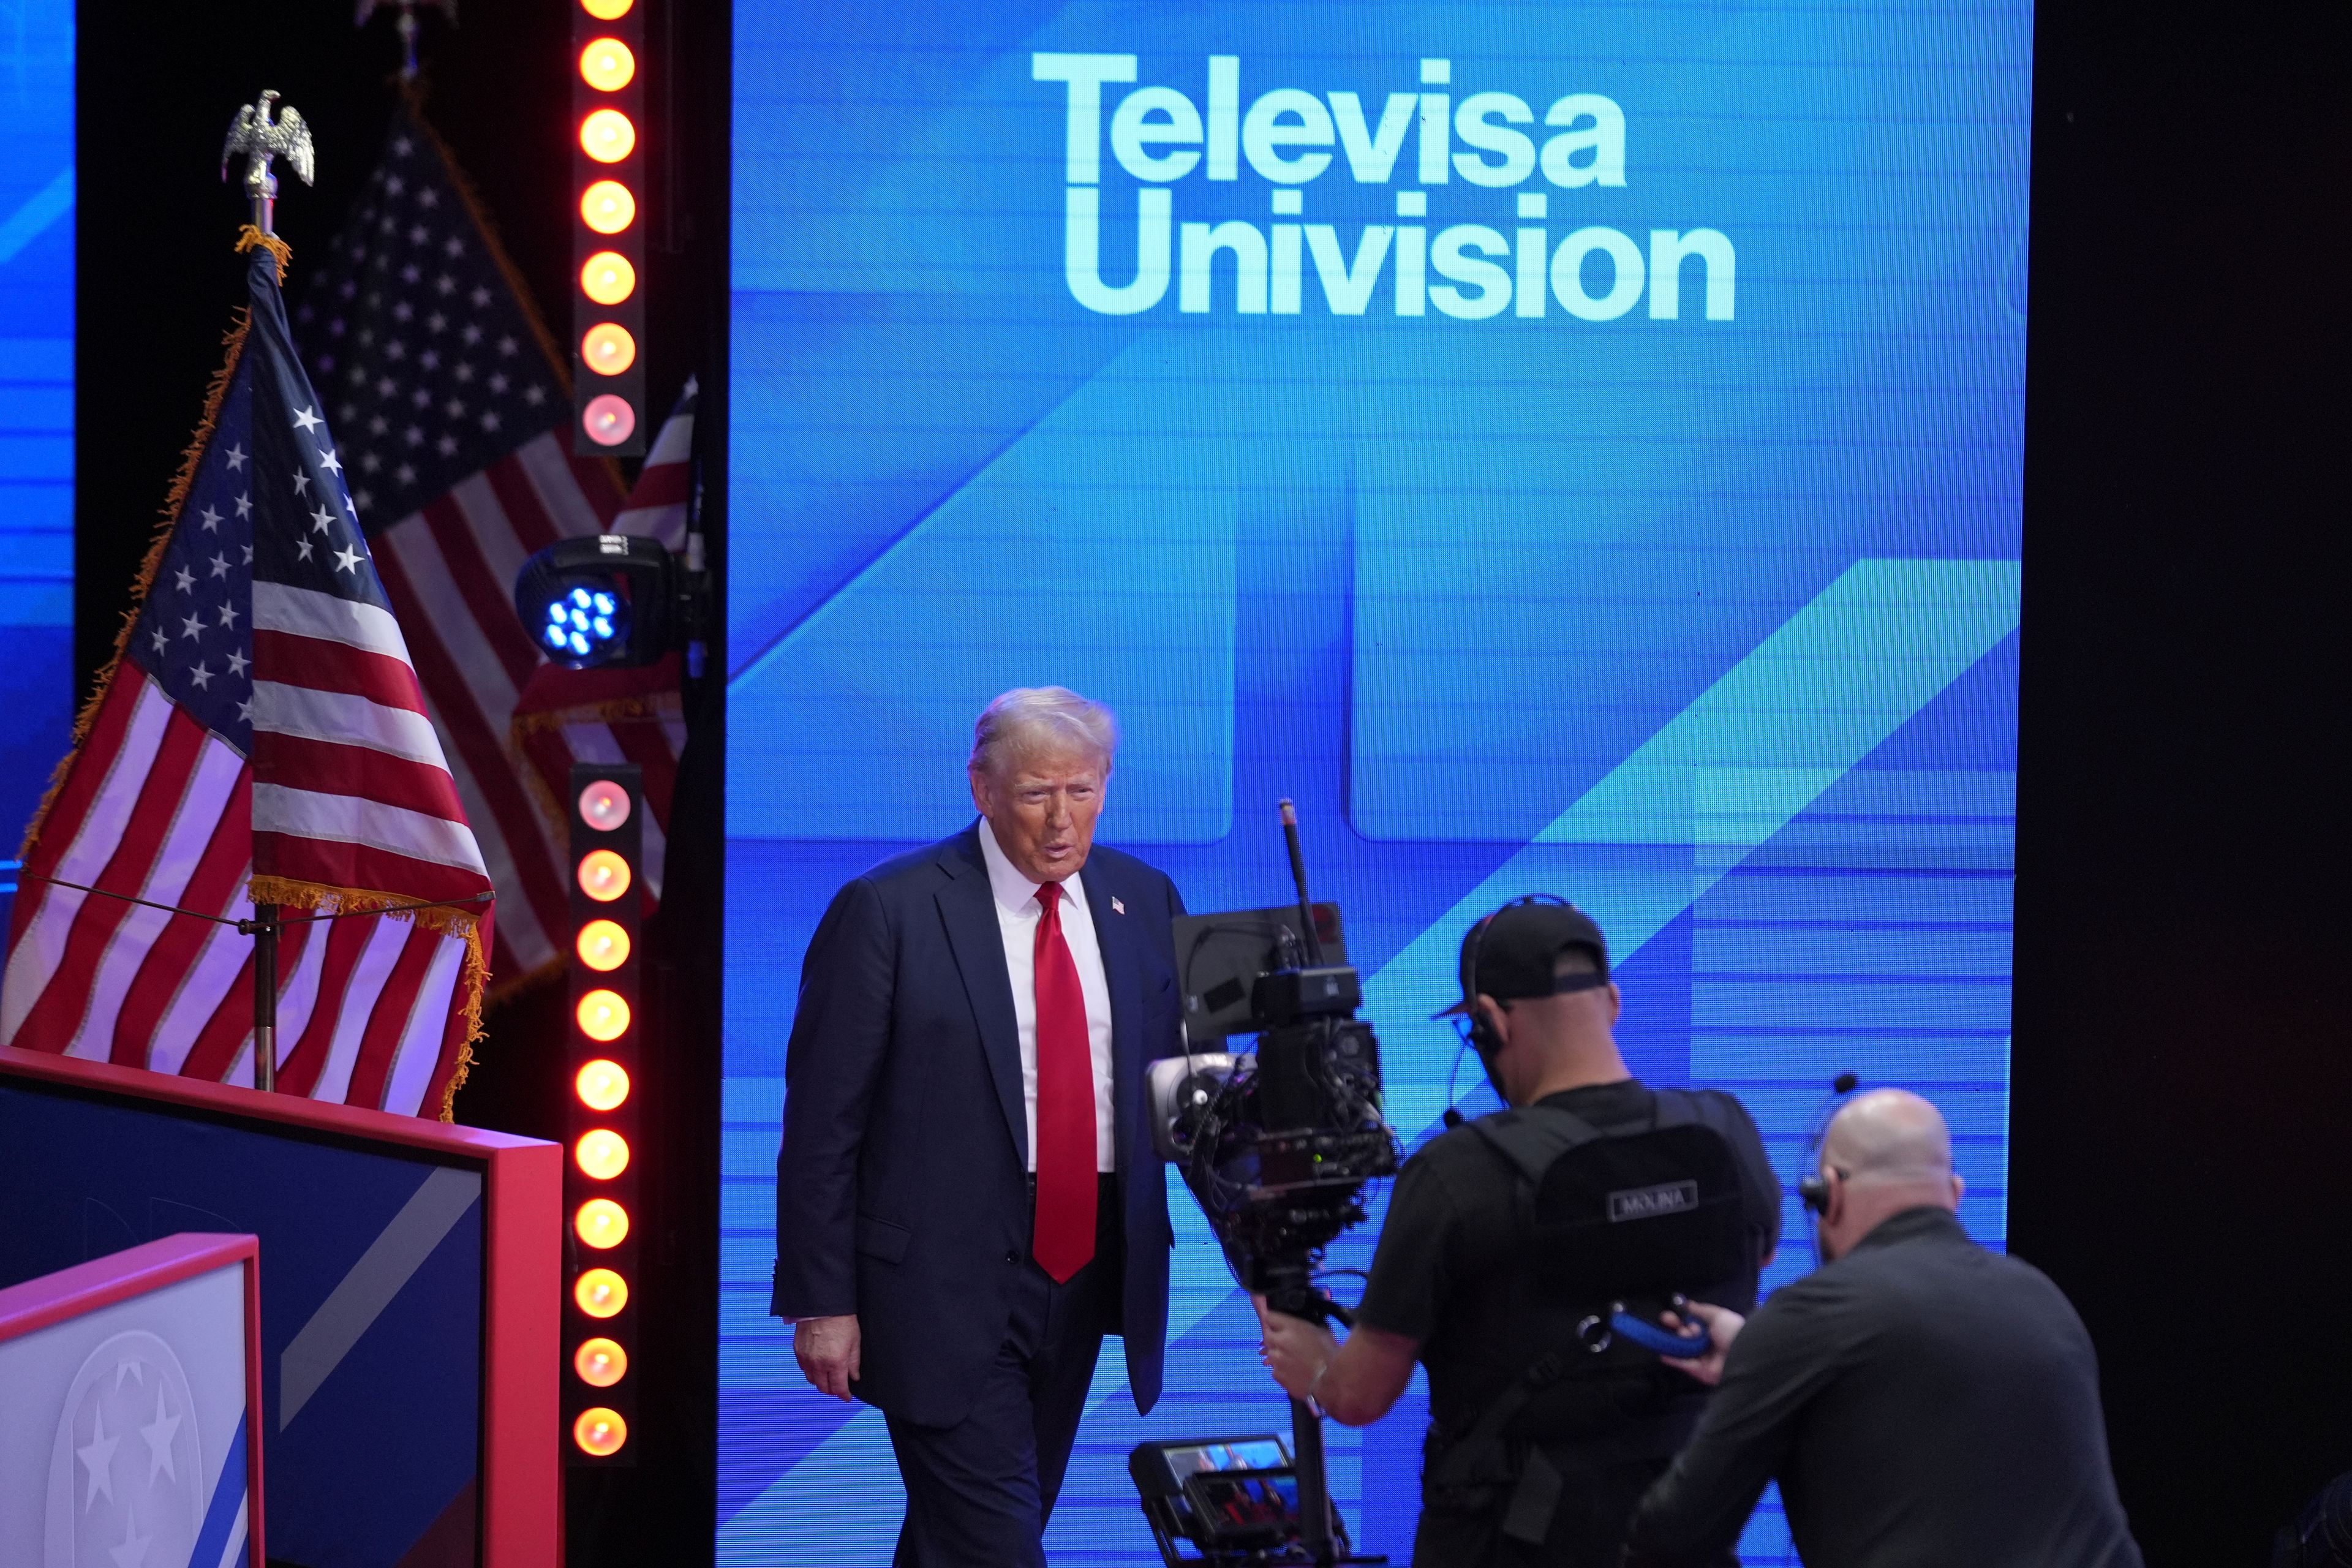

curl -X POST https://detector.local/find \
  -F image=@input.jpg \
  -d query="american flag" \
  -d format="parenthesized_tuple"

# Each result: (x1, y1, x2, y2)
(1, 244, 493, 1118)
(292, 97, 685, 987)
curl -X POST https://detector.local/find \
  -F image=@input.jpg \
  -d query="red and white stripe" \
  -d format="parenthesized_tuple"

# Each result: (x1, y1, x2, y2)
(1, 669, 480, 1117)
(251, 579, 491, 905)
(366, 430, 625, 982)
(610, 379, 693, 549)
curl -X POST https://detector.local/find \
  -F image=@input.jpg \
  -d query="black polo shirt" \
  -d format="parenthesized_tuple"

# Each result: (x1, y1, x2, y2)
(1354, 1078, 1782, 1434)
(1623, 1206, 2146, 1568)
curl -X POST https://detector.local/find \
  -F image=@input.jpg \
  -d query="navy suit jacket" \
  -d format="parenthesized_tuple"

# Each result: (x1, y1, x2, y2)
(771, 823, 1186, 1425)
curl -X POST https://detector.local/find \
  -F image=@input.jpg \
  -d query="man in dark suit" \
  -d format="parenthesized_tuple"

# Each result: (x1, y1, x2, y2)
(771, 686, 1188, 1567)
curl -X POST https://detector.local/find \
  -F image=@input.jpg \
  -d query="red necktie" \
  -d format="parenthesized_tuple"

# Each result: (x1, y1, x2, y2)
(1031, 881, 1096, 1282)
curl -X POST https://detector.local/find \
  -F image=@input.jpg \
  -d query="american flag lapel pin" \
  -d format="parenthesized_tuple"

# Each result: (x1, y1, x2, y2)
(1112, 897, 1126, 915)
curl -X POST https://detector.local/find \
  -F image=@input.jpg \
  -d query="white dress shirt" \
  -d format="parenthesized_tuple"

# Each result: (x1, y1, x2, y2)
(978, 818, 1117, 1173)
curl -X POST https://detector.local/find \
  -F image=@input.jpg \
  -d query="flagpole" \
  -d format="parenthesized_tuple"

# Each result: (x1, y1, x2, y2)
(252, 907, 279, 1092)
(223, 89, 316, 1091)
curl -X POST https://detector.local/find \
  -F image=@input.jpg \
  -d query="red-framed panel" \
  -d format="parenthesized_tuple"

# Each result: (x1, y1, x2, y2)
(0, 1231, 268, 1566)
(0, 1046, 562, 1568)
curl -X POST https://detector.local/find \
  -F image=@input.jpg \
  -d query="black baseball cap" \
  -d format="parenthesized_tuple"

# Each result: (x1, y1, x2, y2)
(1431, 896, 1612, 1019)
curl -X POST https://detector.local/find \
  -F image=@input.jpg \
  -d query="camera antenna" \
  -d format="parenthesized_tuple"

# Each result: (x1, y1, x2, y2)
(1278, 799, 1325, 965)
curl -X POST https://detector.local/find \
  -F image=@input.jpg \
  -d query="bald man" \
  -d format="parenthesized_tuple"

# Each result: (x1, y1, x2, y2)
(1621, 1090, 2144, 1568)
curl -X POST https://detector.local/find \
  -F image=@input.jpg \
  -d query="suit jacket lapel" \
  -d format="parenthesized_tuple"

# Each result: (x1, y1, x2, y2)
(935, 826, 1028, 1167)
(1079, 856, 1144, 1178)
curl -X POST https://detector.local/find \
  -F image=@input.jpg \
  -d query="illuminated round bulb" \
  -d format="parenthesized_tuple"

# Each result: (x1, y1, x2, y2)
(574, 1407, 628, 1457)
(582, 394, 637, 447)
(577, 918, 631, 971)
(580, 109, 636, 165)
(579, 778, 633, 831)
(576, 1128, 631, 1181)
(580, 180, 636, 235)
(575, 1267, 628, 1317)
(575, 1197, 630, 1249)
(575, 1337, 628, 1387)
(580, 0, 632, 18)
(579, 37, 636, 91)
(582, 323, 637, 377)
(577, 848, 631, 902)
(581, 251, 636, 306)
(576, 1058, 631, 1112)
(576, 989, 632, 1042)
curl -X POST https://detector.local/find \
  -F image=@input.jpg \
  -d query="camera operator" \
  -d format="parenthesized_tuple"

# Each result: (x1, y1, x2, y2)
(1621, 1089, 2144, 1568)
(1256, 898, 1780, 1567)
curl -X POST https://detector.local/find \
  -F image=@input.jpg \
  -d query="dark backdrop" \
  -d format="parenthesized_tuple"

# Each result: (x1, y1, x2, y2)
(2010, 1, 2351, 1561)
(73, 0, 2346, 1563)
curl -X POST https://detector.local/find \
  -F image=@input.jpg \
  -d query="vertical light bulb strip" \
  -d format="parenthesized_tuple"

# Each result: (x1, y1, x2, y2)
(565, 763, 645, 1463)
(573, 0, 646, 454)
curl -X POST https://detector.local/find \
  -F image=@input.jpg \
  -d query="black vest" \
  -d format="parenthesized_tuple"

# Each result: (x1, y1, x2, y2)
(1469, 1089, 1760, 1332)
(1420, 1090, 1763, 1555)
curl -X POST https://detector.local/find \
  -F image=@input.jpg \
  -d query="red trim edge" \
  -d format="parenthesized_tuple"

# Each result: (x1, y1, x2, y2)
(0, 1044, 544, 1156)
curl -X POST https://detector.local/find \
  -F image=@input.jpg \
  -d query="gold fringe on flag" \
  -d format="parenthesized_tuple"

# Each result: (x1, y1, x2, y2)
(507, 688, 686, 838)
(18, 309, 253, 859)
(235, 225, 294, 283)
(246, 873, 491, 1121)
(507, 687, 684, 739)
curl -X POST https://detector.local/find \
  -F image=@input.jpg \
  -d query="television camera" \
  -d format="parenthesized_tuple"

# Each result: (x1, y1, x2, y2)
(1136, 801, 1400, 1567)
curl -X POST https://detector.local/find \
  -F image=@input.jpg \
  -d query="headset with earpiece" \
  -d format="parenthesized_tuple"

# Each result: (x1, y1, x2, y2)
(1466, 896, 1557, 1044)
(1440, 895, 1608, 1128)
(1795, 1071, 1862, 1215)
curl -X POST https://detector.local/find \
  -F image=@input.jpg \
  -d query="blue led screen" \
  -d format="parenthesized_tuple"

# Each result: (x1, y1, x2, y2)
(0, 0, 74, 897)
(725, 4, 2030, 1562)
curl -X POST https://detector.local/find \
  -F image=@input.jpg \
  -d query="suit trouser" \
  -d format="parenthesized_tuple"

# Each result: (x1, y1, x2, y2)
(886, 1174, 1121, 1568)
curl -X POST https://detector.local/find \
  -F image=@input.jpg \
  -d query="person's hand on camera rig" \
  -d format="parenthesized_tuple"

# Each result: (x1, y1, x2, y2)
(1251, 1294, 1419, 1427)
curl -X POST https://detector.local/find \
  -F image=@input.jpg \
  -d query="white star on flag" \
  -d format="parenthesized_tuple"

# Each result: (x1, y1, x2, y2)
(333, 542, 362, 575)
(292, 404, 323, 433)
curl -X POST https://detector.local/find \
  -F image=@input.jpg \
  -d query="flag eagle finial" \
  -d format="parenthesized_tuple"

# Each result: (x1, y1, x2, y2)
(221, 89, 315, 237)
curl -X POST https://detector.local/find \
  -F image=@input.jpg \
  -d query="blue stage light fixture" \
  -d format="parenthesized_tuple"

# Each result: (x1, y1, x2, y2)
(512, 533, 673, 669)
